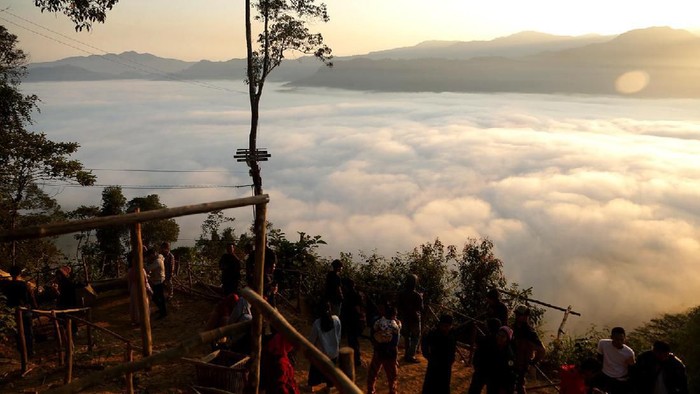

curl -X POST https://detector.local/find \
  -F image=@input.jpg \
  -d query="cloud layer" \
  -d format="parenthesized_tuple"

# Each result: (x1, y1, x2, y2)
(28, 80, 700, 333)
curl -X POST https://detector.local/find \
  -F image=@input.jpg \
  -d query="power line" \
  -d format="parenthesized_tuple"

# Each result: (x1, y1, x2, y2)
(38, 183, 254, 190)
(87, 168, 247, 174)
(0, 9, 248, 95)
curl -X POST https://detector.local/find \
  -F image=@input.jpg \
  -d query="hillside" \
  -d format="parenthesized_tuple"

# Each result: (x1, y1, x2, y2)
(290, 27, 700, 97)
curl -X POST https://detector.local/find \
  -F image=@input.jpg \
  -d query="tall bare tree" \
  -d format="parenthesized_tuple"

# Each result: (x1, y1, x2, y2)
(244, 0, 332, 195)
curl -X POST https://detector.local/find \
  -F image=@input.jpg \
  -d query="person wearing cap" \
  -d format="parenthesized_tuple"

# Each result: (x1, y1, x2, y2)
(421, 314, 457, 394)
(594, 327, 635, 394)
(512, 305, 546, 394)
(631, 340, 688, 394)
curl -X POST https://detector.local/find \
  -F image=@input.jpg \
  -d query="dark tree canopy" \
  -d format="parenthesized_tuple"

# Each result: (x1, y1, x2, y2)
(0, 25, 95, 267)
(127, 194, 179, 248)
(34, 0, 120, 31)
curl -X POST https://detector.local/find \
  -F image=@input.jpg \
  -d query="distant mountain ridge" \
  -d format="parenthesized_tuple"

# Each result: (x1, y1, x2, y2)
(26, 27, 700, 98)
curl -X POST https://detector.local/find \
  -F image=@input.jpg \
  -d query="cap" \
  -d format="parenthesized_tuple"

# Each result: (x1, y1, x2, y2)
(514, 304, 530, 316)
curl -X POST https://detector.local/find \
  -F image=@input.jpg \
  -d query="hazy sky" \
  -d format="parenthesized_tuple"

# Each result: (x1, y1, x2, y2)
(25, 80, 700, 333)
(2, 0, 700, 62)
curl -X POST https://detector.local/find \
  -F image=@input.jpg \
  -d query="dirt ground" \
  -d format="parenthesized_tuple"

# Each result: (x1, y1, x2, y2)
(0, 290, 558, 393)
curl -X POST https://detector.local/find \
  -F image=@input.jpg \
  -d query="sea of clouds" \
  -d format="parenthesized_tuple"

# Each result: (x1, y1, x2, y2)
(26, 80, 700, 334)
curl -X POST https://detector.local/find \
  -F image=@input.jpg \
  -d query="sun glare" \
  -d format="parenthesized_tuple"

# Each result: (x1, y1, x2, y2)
(615, 70, 650, 94)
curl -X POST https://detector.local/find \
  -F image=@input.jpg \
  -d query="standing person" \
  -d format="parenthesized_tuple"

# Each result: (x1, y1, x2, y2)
(340, 278, 366, 367)
(324, 259, 343, 316)
(632, 340, 688, 394)
(594, 327, 635, 394)
(397, 273, 424, 363)
(261, 330, 300, 394)
(468, 318, 503, 394)
(160, 242, 176, 300)
(127, 258, 151, 326)
(55, 266, 78, 310)
(367, 304, 402, 394)
(421, 314, 457, 394)
(3, 265, 38, 357)
(307, 302, 342, 388)
(219, 242, 243, 296)
(512, 305, 546, 394)
(486, 326, 518, 394)
(146, 248, 167, 319)
(486, 288, 509, 326)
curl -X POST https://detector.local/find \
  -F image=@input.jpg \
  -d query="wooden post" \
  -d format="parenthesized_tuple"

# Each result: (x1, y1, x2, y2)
(86, 308, 94, 352)
(16, 308, 28, 374)
(296, 272, 302, 312)
(338, 347, 355, 382)
(64, 318, 73, 384)
(556, 305, 572, 341)
(249, 202, 267, 394)
(187, 260, 193, 290)
(131, 217, 152, 357)
(82, 256, 90, 283)
(125, 343, 134, 394)
(52, 310, 64, 366)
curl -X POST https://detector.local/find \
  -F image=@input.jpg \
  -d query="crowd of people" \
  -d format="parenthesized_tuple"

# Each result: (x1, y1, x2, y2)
(1, 242, 691, 394)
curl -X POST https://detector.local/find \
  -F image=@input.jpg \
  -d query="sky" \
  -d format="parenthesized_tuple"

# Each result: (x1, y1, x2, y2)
(24, 80, 700, 334)
(2, 0, 700, 62)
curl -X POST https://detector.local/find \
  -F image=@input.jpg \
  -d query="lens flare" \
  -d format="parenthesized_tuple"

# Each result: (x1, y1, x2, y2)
(615, 70, 650, 94)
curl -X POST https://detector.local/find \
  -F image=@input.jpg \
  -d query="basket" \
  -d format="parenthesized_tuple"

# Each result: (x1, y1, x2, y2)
(183, 350, 250, 393)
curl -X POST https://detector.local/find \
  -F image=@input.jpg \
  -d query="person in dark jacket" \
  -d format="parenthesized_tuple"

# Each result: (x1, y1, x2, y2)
(340, 278, 366, 366)
(324, 259, 344, 316)
(397, 273, 424, 363)
(219, 243, 243, 296)
(486, 288, 509, 326)
(512, 305, 546, 394)
(468, 318, 502, 394)
(421, 314, 457, 394)
(487, 326, 518, 394)
(632, 340, 688, 394)
(3, 265, 38, 357)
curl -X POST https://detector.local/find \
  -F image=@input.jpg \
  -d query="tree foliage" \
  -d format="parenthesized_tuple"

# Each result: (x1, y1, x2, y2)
(127, 195, 179, 248)
(0, 25, 95, 268)
(34, 0, 120, 31)
(245, 0, 333, 194)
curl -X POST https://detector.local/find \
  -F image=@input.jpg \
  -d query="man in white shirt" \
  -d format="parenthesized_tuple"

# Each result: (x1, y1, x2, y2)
(596, 326, 635, 394)
(146, 248, 167, 319)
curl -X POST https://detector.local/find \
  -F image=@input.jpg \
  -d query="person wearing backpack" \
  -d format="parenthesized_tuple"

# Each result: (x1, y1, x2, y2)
(367, 304, 402, 394)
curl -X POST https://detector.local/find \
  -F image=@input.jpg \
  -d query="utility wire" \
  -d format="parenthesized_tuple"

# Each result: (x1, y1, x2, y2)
(38, 183, 254, 190)
(87, 168, 247, 174)
(0, 10, 248, 95)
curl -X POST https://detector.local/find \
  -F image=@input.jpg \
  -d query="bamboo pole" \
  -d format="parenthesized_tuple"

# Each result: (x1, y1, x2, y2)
(52, 310, 64, 366)
(64, 319, 73, 384)
(45, 321, 251, 394)
(498, 289, 581, 316)
(26, 308, 135, 346)
(249, 202, 267, 394)
(0, 195, 269, 242)
(556, 306, 572, 341)
(131, 219, 152, 357)
(240, 288, 363, 394)
(125, 343, 134, 394)
(16, 308, 28, 373)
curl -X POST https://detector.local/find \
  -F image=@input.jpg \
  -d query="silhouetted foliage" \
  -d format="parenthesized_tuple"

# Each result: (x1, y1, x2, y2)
(127, 194, 179, 247)
(34, 0, 120, 31)
(0, 25, 95, 268)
